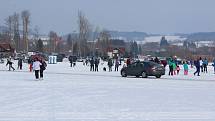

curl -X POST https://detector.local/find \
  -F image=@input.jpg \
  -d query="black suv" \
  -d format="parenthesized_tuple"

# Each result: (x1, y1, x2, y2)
(121, 61, 165, 78)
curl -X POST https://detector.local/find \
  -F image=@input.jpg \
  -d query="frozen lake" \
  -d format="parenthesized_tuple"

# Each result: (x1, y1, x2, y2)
(0, 60, 215, 121)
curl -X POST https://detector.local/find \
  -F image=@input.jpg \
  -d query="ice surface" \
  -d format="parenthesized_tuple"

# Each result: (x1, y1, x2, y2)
(0, 60, 215, 121)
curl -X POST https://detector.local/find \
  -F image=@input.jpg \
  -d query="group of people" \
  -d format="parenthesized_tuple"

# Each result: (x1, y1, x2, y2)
(79, 57, 121, 72)
(193, 57, 209, 76)
(5, 58, 23, 71)
(32, 57, 47, 80)
(167, 56, 215, 76)
(89, 58, 100, 72)
(168, 58, 189, 76)
(5, 56, 47, 80)
(107, 59, 120, 72)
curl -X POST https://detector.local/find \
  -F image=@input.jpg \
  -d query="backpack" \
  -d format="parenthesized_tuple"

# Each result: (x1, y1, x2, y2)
(42, 62, 47, 70)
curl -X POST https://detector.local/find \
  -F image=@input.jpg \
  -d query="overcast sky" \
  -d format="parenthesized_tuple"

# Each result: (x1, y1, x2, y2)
(0, 0, 215, 35)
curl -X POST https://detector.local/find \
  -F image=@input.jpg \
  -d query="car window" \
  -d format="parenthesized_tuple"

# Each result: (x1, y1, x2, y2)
(131, 63, 137, 68)
(148, 62, 160, 67)
(136, 62, 144, 67)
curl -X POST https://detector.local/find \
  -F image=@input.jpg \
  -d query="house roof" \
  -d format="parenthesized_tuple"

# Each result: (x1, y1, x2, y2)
(0, 43, 14, 52)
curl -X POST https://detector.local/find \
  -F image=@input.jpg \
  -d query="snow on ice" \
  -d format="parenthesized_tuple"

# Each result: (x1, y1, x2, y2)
(0, 60, 215, 121)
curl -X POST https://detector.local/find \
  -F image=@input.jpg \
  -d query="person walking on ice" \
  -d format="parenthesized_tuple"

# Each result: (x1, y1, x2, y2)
(203, 58, 208, 73)
(33, 58, 42, 80)
(176, 65, 180, 75)
(213, 58, 215, 74)
(39, 58, 47, 80)
(194, 58, 200, 76)
(183, 61, 188, 75)
(6, 58, 15, 71)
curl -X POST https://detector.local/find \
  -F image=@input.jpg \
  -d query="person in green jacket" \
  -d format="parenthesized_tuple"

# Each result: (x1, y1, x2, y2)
(183, 61, 188, 75)
(173, 62, 177, 75)
(168, 59, 174, 76)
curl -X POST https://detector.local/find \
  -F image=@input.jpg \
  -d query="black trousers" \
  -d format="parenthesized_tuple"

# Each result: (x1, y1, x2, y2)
(95, 65, 98, 72)
(194, 67, 200, 76)
(109, 66, 112, 71)
(35, 70, 39, 79)
(19, 65, 22, 70)
(201, 66, 203, 72)
(169, 66, 173, 75)
(90, 65, 94, 71)
(9, 65, 15, 71)
(115, 66, 119, 71)
(40, 70, 44, 78)
(203, 64, 207, 73)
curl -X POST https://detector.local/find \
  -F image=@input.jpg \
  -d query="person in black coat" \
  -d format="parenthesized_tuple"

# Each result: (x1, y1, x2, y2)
(154, 57, 160, 64)
(194, 59, 200, 76)
(39, 59, 47, 80)
(94, 59, 99, 72)
(6, 59, 15, 71)
(17, 58, 23, 70)
(90, 58, 95, 71)
(108, 59, 113, 72)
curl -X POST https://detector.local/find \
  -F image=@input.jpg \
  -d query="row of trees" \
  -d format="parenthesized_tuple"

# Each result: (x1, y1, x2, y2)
(0, 10, 146, 58)
(4, 10, 30, 52)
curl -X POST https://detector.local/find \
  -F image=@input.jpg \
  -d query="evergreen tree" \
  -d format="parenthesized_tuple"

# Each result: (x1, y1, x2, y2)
(160, 36, 169, 47)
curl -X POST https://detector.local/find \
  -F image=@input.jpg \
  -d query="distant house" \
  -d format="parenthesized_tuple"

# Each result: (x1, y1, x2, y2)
(107, 39, 126, 54)
(0, 43, 15, 57)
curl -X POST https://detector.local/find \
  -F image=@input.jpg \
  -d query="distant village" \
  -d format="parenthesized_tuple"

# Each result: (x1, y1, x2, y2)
(1, 10, 215, 61)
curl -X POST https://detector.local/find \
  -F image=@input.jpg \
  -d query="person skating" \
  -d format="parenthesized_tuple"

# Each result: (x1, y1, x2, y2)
(32, 58, 42, 80)
(176, 65, 180, 75)
(39, 59, 47, 80)
(154, 57, 160, 64)
(213, 58, 215, 74)
(126, 58, 131, 66)
(90, 58, 95, 71)
(115, 59, 119, 71)
(108, 59, 113, 72)
(6, 59, 15, 71)
(203, 58, 208, 73)
(28, 58, 33, 72)
(194, 58, 200, 76)
(183, 61, 189, 75)
(173, 62, 177, 75)
(94, 58, 99, 72)
(17, 58, 23, 70)
(190, 60, 193, 68)
(199, 57, 203, 72)
(161, 60, 167, 68)
(168, 59, 174, 76)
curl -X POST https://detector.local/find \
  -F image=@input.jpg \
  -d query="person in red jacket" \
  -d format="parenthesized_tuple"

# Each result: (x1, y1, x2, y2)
(126, 58, 131, 66)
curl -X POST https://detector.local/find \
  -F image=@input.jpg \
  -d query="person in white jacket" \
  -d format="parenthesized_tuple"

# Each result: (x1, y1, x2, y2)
(32, 58, 42, 80)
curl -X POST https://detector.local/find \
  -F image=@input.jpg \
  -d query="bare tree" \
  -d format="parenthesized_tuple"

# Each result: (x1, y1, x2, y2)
(33, 26, 39, 40)
(12, 12, 21, 52)
(21, 10, 30, 53)
(49, 31, 58, 53)
(5, 16, 13, 44)
(92, 26, 100, 56)
(67, 34, 73, 53)
(97, 30, 111, 56)
(78, 11, 91, 57)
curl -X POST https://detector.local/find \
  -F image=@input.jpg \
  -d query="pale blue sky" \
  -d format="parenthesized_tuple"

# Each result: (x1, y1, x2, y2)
(0, 0, 215, 34)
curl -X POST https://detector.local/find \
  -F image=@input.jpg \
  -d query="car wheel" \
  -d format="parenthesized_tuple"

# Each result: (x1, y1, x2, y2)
(121, 70, 127, 77)
(142, 72, 147, 78)
(156, 75, 161, 78)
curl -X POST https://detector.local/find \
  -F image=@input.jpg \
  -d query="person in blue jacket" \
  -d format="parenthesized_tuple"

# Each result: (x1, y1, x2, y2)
(203, 58, 208, 73)
(194, 58, 200, 76)
(213, 58, 215, 74)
